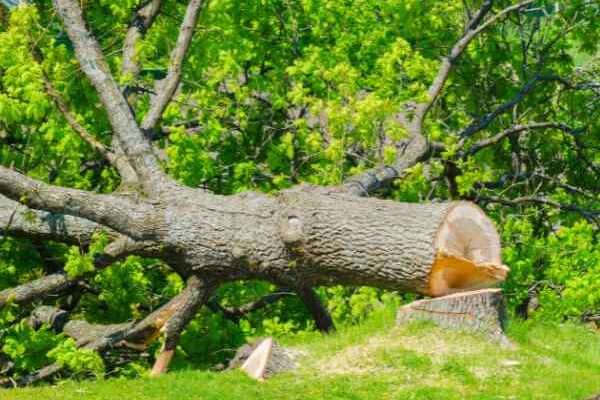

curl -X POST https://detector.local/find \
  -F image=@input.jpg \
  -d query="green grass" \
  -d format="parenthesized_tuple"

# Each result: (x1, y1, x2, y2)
(3, 305, 600, 400)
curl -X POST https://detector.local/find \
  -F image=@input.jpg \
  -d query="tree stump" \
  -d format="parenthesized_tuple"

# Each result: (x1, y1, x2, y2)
(397, 288, 510, 345)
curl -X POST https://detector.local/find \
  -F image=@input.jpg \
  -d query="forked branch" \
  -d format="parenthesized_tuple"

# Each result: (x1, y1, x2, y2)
(417, 0, 535, 119)
(52, 0, 169, 191)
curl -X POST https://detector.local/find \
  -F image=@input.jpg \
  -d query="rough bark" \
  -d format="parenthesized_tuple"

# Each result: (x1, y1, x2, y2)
(141, 0, 205, 132)
(52, 0, 170, 192)
(121, 0, 163, 79)
(0, 195, 111, 244)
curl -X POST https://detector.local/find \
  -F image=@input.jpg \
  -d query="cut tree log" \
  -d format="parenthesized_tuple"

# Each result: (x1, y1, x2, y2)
(396, 288, 509, 344)
(280, 194, 509, 296)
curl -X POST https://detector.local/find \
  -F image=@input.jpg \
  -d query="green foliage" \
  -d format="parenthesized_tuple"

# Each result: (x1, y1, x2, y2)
(0, 238, 43, 290)
(64, 233, 110, 278)
(321, 286, 402, 325)
(48, 339, 105, 378)
(3, 316, 600, 400)
(502, 219, 599, 321)
(2, 322, 62, 375)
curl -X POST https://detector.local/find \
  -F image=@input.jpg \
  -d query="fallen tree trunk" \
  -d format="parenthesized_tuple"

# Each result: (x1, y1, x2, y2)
(277, 189, 508, 296)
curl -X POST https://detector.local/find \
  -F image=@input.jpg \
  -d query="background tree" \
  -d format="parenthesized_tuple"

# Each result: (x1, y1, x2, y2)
(0, 0, 598, 386)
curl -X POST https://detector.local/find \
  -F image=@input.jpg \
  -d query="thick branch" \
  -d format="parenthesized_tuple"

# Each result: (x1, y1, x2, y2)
(150, 275, 213, 376)
(0, 166, 154, 240)
(341, 131, 430, 196)
(52, 0, 168, 190)
(295, 287, 335, 333)
(141, 0, 205, 132)
(0, 195, 108, 244)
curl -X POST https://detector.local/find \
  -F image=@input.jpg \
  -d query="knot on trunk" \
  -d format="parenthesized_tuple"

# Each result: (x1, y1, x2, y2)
(281, 215, 304, 244)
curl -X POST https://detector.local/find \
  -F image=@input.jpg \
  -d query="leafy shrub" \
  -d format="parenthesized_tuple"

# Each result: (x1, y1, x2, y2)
(48, 339, 105, 378)
(502, 219, 599, 322)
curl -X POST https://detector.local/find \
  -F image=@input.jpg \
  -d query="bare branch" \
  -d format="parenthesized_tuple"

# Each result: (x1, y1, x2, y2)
(121, 0, 163, 79)
(52, 0, 169, 191)
(207, 291, 295, 322)
(141, 0, 205, 132)
(417, 0, 535, 119)
(478, 195, 600, 225)
(460, 122, 573, 156)
(533, 172, 599, 201)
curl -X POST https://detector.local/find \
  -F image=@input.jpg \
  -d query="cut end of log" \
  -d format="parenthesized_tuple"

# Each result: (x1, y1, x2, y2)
(428, 202, 509, 297)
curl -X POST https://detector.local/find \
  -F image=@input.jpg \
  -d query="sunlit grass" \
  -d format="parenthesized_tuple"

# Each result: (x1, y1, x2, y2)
(4, 305, 600, 400)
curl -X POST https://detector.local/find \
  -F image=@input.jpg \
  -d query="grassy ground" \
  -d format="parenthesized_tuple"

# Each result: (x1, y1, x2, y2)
(3, 306, 600, 400)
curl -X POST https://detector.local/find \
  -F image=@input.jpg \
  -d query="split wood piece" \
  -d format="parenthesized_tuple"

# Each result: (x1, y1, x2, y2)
(396, 289, 510, 344)
(241, 338, 273, 381)
(0, 287, 201, 388)
(229, 338, 299, 380)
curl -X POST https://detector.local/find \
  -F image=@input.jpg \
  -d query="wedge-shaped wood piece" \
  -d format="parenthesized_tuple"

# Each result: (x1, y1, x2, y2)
(240, 338, 274, 381)
(397, 289, 509, 344)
